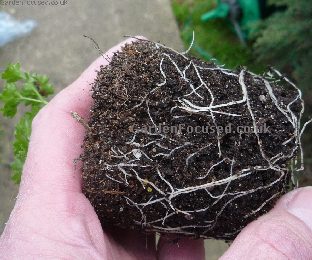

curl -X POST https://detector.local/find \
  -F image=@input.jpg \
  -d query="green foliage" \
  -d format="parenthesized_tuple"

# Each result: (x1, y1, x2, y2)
(1, 63, 24, 83)
(252, 0, 312, 92)
(171, 0, 265, 72)
(171, 0, 191, 22)
(0, 64, 54, 183)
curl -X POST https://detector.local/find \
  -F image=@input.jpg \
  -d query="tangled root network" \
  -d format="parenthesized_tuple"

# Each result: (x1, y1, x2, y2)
(82, 37, 311, 240)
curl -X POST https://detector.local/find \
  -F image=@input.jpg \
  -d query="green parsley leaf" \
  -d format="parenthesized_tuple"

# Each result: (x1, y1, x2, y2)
(1, 63, 24, 83)
(0, 83, 21, 117)
(33, 74, 54, 96)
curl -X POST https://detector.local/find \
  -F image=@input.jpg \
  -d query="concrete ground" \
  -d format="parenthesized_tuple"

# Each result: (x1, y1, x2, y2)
(0, 0, 228, 258)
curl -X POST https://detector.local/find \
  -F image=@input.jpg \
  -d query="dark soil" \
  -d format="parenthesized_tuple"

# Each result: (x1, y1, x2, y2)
(81, 40, 303, 240)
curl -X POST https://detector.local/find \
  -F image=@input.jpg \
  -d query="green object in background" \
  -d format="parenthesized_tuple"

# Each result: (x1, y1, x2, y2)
(171, 0, 266, 72)
(239, 0, 260, 30)
(201, 0, 261, 41)
(201, 1, 230, 21)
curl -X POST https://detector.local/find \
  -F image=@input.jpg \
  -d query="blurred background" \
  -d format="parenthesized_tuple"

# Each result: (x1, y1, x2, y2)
(0, 0, 311, 259)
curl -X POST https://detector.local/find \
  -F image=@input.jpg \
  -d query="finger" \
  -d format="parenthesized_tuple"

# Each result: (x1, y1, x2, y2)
(157, 235, 205, 260)
(220, 187, 312, 260)
(20, 36, 146, 195)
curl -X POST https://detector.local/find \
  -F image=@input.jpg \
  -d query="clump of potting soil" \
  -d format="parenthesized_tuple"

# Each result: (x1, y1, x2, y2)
(81, 39, 308, 240)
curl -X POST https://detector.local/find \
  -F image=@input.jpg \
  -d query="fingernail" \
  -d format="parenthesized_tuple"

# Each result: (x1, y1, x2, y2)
(286, 187, 312, 230)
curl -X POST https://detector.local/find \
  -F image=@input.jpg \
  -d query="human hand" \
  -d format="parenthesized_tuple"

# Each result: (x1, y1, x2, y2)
(0, 37, 312, 260)
(221, 186, 312, 259)
(0, 37, 204, 260)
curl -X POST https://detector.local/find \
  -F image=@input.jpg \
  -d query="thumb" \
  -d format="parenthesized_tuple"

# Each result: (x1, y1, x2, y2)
(221, 187, 312, 260)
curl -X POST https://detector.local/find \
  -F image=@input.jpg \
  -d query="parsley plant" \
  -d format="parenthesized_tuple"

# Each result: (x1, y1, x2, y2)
(0, 63, 54, 183)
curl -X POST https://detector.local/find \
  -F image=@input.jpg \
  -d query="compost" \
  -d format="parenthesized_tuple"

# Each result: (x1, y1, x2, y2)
(82, 39, 305, 240)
